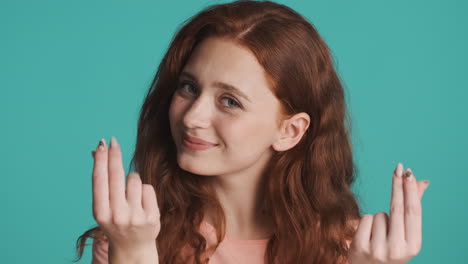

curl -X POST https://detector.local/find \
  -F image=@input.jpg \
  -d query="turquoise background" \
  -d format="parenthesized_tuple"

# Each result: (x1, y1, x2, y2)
(2, 0, 466, 263)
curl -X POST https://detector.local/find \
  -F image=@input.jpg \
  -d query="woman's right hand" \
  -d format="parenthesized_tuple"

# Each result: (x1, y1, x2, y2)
(91, 136, 160, 263)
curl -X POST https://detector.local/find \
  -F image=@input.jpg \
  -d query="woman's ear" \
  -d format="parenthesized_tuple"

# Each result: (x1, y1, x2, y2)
(272, 112, 310, 152)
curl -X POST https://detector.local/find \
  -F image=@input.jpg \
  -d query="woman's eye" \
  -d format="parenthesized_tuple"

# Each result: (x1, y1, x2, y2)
(177, 81, 241, 109)
(221, 97, 241, 108)
(178, 81, 196, 94)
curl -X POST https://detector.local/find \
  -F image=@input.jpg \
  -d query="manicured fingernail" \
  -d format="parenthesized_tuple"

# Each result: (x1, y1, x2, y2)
(395, 163, 403, 177)
(97, 138, 106, 151)
(110, 136, 118, 148)
(423, 180, 430, 189)
(405, 168, 413, 182)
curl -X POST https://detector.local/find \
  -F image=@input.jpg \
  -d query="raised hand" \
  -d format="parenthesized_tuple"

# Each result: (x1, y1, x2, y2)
(91, 137, 160, 263)
(348, 163, 430, 264)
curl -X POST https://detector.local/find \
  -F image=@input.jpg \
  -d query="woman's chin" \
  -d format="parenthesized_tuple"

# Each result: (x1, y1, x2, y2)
(177, 156, 217, 176)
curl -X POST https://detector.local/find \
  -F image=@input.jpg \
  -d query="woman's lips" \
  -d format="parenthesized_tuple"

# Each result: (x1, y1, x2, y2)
(183, 139, 216, 151)
(183, 134, 217, 146)
(182, 134, 218, 151)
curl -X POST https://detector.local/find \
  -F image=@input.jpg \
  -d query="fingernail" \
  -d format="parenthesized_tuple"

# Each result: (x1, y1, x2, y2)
(395, 162, 403, 177)
(91, 150, 96, 158)
(405, 168, 413, 182)
(110, 136, 118, 148)
(97, 138, 106, 151)
(423, 180, 430, 189)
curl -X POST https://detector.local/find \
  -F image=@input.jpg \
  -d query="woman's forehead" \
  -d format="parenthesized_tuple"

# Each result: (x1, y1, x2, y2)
(181, 38, 275, 102)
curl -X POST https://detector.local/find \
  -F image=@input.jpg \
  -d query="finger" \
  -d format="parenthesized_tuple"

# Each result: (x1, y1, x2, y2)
(108, 136, 127, 210)
(404, 168, 422, 249)
(370, 213, 389, 258)
(388, 162, 405, 243)
(351, 214, 374, 251)
(126, 172, 143, 210)
(416, 180, 430, 200)
(92, 139, 110, 221)
(142, 184, 160, 220)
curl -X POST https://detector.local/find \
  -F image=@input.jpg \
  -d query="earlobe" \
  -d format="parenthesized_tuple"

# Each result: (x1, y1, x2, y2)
(272, 141, 285, 152)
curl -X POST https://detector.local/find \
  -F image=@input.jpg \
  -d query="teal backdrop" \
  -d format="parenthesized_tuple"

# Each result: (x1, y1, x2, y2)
(2, 0, 466, 263)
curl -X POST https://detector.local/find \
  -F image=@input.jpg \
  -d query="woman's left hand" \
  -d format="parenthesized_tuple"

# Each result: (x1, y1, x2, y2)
(348, 163, 430, 264)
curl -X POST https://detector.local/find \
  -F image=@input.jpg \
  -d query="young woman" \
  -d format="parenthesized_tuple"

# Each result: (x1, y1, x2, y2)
(74, 1, 429, 263)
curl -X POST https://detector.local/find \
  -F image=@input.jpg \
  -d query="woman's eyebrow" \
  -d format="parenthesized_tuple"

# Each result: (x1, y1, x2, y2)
(179, 71, 251, 102)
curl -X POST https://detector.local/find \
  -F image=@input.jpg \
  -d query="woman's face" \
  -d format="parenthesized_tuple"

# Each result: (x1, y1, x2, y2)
(169, 37, 283, 176)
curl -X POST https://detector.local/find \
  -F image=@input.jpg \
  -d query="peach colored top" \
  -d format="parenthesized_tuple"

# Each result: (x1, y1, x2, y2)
(92, 221, 269, 264)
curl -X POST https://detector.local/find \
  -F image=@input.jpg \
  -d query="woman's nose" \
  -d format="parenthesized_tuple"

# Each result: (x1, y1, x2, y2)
(182, 96, 212, 129)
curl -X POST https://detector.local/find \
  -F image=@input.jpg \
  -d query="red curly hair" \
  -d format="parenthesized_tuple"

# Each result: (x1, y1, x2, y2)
(74, 0, 362, 263)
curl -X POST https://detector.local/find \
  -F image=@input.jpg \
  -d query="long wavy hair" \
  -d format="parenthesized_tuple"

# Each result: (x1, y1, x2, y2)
(74, 0, 362, 263)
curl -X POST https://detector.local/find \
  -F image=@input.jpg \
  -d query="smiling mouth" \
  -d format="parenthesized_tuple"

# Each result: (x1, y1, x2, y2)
(183, 133, 218, 146)
(182, 138, 218, 151)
